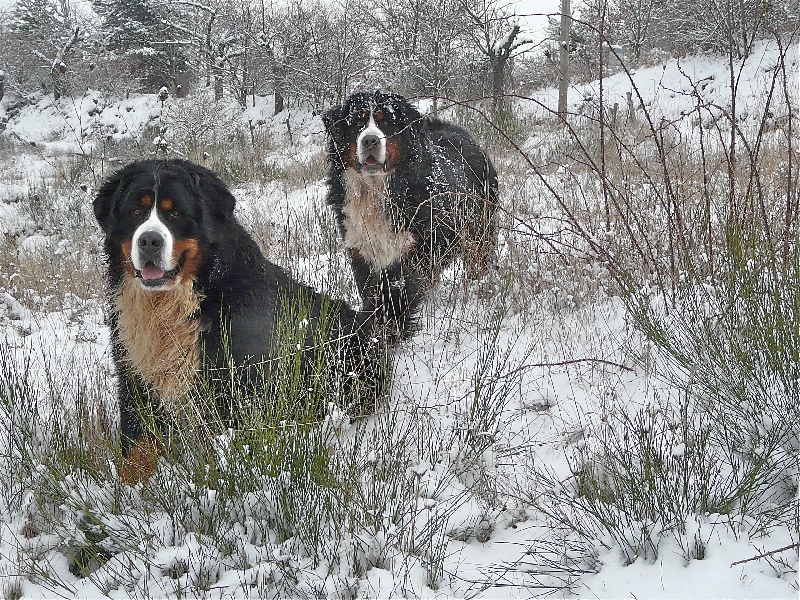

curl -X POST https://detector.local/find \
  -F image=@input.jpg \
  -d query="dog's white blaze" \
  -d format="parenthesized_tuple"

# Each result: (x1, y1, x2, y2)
(343, 169, 415, 269)
(131, 203, 175, 271)
(356, 113, 387, 164)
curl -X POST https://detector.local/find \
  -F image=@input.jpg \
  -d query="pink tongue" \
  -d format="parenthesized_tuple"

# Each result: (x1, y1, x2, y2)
(141, 263, 166, 281)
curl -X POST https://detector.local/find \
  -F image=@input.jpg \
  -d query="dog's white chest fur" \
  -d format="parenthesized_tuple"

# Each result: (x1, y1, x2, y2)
(343, 170, 415, 269)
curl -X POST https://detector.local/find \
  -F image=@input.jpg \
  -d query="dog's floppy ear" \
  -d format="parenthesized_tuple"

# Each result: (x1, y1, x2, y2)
(395, 98, 424, 141)
(190, 165, 236, 223)
(322, 104, 343, 134)
(404, 101, 424, 132)
(407, 104, 423, 124)
(93, 165, 130, 233)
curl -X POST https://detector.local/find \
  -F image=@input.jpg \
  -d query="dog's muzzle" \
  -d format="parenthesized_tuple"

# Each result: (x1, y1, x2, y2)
(357, 132, 389, 174)
(133, 230, 180, 287)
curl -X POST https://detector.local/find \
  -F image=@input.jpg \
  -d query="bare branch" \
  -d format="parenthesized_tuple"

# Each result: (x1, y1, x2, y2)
(730, 543, 800, 567)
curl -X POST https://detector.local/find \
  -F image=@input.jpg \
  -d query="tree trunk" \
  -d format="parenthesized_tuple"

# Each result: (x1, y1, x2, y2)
(214, 43, 225, 100)
(491, 55, 504, 110)
(52, 69, 64, 101)
(489, 22, 522, 111)
(558, 0, 571, 118)
(274, 92, 284, 115)
(214, 74, 223, 101)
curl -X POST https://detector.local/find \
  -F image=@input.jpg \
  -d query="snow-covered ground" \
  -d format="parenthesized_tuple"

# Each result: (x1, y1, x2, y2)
(0, 40, 797, 598)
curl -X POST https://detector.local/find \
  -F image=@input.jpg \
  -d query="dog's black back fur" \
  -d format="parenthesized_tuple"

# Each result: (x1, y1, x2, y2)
(94, 159, 419, 464)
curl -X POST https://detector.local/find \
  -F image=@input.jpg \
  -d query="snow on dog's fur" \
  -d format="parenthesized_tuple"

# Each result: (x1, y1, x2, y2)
(323, 91, 499, 310)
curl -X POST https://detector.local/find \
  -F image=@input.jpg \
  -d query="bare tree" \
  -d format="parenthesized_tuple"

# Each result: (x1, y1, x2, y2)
(662, 0, 770, 58)
(291, 0, 370, 105)
(140, 0, 274, 106)
(6, 0, 87, 99)
(608, 0, 662, 62)
(212, 0, 266, 107)
(372, 0, 465, 107)
(614, 0, 799, 60)
(417, 0, 466, 108)
(164, 0, 222, 96)
(459, 0, 535, 109)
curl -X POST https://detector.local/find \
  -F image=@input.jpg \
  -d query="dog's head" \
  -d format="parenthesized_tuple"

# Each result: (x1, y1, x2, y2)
(323, 91, 423, 177)
(94, 159, 235, 291)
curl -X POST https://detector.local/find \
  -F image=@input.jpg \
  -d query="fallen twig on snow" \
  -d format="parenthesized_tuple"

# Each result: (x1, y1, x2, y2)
(730, 543, 799, 567)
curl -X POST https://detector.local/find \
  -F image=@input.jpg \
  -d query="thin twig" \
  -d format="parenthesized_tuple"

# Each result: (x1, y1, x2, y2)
(508, 358, 634, 375)
(730, 543, 799, 567)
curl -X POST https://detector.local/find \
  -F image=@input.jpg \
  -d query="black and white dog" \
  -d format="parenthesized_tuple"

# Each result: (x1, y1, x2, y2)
(322, 91, 499, 309)
(94, 159, 420, 483)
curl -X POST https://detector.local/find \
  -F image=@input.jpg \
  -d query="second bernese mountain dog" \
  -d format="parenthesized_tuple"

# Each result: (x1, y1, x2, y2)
(322, 91, 499, 306)
(93, 159, 420, 484)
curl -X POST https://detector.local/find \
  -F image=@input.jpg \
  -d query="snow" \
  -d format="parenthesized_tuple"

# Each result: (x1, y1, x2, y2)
(0, 40, 797, 599)
(586, 522, 797, 598)
(3, 92, 163, 149)
(525, 38, 798, 128)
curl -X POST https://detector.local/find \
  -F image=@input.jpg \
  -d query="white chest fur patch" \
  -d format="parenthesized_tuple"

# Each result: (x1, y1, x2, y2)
(342, 169, 416, 269)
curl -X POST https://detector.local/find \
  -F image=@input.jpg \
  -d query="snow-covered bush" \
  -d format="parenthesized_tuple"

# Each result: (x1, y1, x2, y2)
(513, 31, 799, 582)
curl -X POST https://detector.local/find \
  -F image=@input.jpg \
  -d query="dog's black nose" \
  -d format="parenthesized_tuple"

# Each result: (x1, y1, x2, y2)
(138, 230, 164, 249)
(361, 134, 380, 151)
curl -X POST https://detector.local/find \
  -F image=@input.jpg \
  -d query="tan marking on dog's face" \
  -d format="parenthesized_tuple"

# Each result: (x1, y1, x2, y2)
(346, 142, 359, 169)
(384, 139, 401, 170)
(160, 198, 173, 212)
(173, 238, 202, 284)
(140, 195, 153, 208)
(120, 239, 136, 277)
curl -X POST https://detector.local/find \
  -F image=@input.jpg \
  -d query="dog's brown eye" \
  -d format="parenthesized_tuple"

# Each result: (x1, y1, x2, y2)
(170, 210, 180, 218)
(376, 109, 395, 124)
(132, 208, 143, 217)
